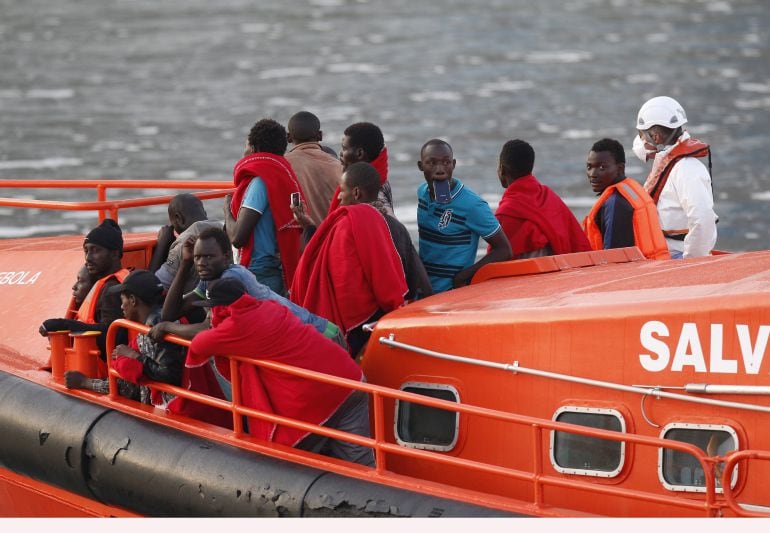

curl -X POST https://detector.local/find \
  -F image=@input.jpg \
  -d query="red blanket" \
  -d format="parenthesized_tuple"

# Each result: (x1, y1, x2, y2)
(231, 152, 303, 287)
(327, 146, 389, 214)
(185, 295, 363, 447)
(290, 203, 406, 335)
(495, 174, 591, 256)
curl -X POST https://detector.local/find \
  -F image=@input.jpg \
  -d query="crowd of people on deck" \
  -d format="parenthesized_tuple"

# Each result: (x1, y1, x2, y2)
(37, 95, 717, 466)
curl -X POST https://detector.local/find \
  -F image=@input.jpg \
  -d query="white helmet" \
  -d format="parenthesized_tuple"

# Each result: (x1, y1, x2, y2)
(636, 96, 688, 131)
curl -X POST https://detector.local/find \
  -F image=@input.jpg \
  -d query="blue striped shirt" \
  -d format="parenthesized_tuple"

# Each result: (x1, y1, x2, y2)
(417, 179, 501, 293)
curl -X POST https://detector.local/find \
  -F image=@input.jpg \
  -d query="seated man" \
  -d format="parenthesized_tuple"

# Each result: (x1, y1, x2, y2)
(494, 139, 591, 259)
(417, 139, 512, 293)
(187, 277, 375, 466)
(65, 270, 184, 407)
(285, 111, 343, 226)
(328, 122, 393, 216)
(40, 219, 130, 359)
(152, 227, 345, 350)
(290, 186, 408, 357)
(68, 264, 95, 317)
(224, 118, 302, 295)
(150, 193, 222, 292)
(582, 138, 670, 260)
(292, 161, 432, 302)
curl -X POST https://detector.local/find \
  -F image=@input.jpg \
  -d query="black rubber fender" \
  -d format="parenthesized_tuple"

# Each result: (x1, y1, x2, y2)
(0, 372, 110, 499)
(85, 410, 325, 517)
(304, 471, 518, 517)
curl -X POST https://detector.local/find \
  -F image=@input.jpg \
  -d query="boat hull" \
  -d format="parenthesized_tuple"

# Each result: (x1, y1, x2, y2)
(0, 371, 516, 517)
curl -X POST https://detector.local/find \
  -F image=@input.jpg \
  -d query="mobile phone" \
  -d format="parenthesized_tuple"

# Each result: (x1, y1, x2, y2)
(432, 180, 451, 204)
(290, 192, 301, 207)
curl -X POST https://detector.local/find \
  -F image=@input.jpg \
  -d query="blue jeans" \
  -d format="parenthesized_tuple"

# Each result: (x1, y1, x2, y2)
(250, 267, 286, 297)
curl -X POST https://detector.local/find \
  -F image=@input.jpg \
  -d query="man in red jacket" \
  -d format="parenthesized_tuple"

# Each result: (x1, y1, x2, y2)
(188, 277, 375, 466)
(494, 139, 591, 258)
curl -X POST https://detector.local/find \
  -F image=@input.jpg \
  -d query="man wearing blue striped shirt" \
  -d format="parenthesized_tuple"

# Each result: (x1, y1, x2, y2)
(416, 139, 512, 293)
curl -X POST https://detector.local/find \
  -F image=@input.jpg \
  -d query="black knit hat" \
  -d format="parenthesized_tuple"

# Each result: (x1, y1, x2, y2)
(85, 219, 123, 256)
(192, 277, 247, 307)
(107, 269, 163, 306)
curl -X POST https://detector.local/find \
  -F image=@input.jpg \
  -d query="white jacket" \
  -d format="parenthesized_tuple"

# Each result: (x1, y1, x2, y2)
(652, 133, 717, 258)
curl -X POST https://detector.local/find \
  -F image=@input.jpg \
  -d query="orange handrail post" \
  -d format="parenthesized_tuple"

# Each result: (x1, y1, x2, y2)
(68, 331, 101, 378)
(532, 423, 544, 509)
(229, 357, 244, 438)
(47, 330, 71, 382)
(96, 184, 106, 223)
(372, 390, 387, 473)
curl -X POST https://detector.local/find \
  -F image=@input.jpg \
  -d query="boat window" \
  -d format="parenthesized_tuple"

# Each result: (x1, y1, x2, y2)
(550, 407, 626, 477)
(659, 423, 738, 493)
(395, 382, 459, 452)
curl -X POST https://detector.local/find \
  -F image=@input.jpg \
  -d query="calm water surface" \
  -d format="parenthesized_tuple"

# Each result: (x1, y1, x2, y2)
(1, 0, 768, 251)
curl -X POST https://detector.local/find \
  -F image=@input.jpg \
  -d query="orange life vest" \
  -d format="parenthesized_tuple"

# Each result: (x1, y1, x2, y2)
(644, 138, 711, 204)
(75, 268, 130, 323)
(583, 178, 670, 260)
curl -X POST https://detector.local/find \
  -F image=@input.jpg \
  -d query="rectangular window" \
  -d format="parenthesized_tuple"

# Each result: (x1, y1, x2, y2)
(659, 424, 738, 493)
(395, 383, 459, 452)
(550, 407, 626, 477)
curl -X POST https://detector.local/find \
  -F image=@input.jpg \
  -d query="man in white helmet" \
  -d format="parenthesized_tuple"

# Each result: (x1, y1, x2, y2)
(633, 96, 717, 258)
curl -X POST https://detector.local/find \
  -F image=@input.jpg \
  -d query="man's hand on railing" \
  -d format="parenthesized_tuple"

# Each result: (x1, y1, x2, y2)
(147, 321, 173, 343)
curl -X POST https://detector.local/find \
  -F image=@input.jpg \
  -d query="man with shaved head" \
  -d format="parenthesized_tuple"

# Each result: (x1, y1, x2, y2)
(150, 193, 222, 291)
(285, 111, 343, 226)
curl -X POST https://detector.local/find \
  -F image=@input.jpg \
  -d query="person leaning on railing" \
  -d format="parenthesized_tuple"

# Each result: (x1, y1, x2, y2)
(64, 270, 185, 406)
(185, 277, 375, 467)
(39, 219, 130, 360)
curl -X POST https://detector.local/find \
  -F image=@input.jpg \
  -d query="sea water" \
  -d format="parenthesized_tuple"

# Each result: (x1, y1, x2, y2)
(0, 0, 768, 251)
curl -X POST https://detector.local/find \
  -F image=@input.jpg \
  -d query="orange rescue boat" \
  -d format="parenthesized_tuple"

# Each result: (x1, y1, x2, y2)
(1, 179, 769, 517)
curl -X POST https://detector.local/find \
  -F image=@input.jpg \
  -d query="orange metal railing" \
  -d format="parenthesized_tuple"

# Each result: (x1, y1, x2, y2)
(0, 179, 233, 224)
(97, 318, 768, 517)
(721, 450, 770, 516)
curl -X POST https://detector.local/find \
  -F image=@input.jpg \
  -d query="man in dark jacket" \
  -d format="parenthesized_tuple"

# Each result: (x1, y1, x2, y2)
(65, 270, 184, 406)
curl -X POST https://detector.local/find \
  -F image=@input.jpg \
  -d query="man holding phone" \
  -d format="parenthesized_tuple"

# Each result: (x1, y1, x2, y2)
(224, 118, 303, 296)
(416, 139, 512, 293)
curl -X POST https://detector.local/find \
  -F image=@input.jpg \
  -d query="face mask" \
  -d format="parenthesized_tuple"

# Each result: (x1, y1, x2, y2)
(632, 134, 655, 163)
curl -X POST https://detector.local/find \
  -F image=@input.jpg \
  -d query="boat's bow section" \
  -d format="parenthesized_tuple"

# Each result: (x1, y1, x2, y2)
(0, 236, 87, 371)
(0, 233, 155, 376)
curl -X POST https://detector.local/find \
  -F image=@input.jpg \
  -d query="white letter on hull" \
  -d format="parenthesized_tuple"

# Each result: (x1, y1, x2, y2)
(709, 324, 738, 373)
(640, 320, 670, 372)
(671, 323, 707, 372)
(737, 324, 770, 375)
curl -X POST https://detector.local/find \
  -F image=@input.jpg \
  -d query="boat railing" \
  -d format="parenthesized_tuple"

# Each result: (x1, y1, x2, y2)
(721, 450, 770, 516)
(0, 179, 233, 224)
(379, 335, 770, 415)
(95, 318, 768, 517)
